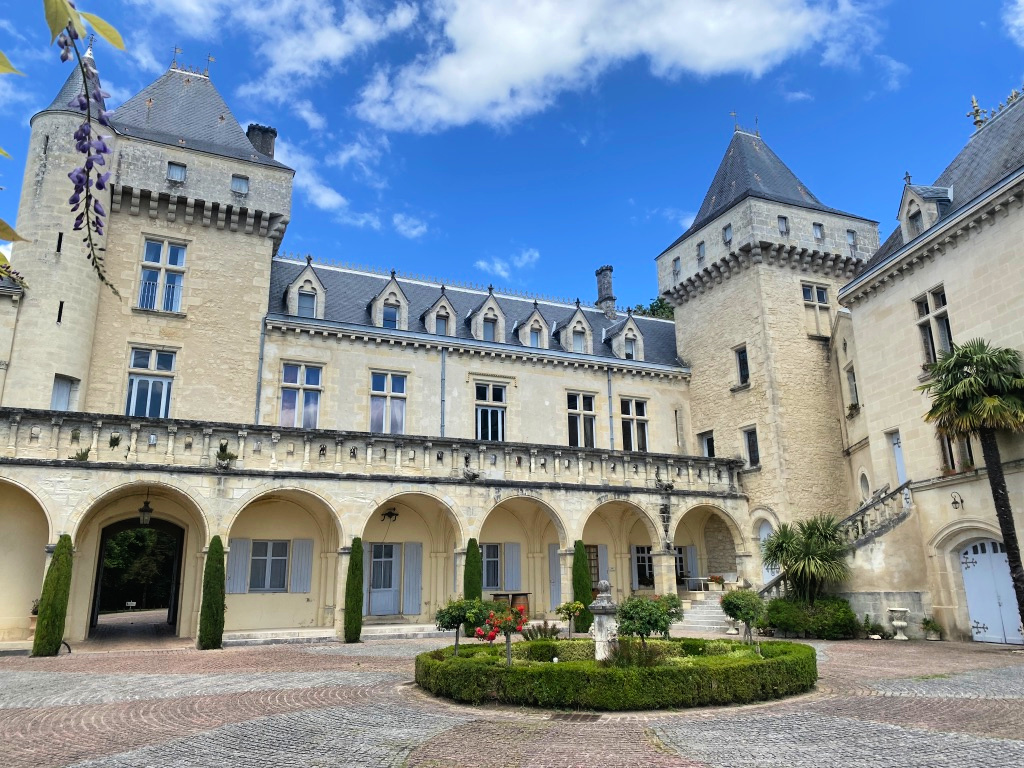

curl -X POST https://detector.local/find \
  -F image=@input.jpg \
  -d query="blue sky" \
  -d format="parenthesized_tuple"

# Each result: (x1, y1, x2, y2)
(2, 0, 1024, 307)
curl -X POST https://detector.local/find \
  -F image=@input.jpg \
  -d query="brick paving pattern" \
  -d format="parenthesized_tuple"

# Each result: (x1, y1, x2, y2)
(1, 636, 1022, 767)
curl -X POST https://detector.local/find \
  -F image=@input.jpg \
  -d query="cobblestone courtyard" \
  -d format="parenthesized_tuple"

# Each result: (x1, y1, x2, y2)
(2, 637, 1023, 767)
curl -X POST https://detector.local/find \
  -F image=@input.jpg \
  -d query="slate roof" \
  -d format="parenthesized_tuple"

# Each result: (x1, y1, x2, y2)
(662, 131, 869, 254)
(907, 184, 952, 200)
(269, 260, 682, 368)
(866, 96, 1024, 267)
(42, 48, 106, 115)
(110, 67, 289, 170)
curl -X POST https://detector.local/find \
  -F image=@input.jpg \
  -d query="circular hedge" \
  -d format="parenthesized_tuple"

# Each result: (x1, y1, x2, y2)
(415, 637, 817, 711)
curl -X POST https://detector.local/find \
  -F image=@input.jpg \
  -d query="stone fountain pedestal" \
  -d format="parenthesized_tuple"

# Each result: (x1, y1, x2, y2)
(888, 607, 910, 641)
(589, 580, 618, 661)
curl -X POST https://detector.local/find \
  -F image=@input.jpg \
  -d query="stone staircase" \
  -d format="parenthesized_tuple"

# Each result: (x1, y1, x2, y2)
(678, 593, 729, 634)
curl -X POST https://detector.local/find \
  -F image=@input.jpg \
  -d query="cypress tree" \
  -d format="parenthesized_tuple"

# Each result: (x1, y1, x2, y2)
(197, 535, 225, 650)
(572, 539, 594, 633)
(464, 538, 482, 600)
(344, 537, 364, 643)
(32, 534, 74, 657)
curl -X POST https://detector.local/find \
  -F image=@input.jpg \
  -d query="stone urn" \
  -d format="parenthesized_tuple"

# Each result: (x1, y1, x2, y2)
(888, 608, 910, 641)
(588, 580, 618, 661)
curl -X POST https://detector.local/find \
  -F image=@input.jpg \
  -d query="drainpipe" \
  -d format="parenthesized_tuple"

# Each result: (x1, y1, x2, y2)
(254, 315, 267, 423)
(606, 368, 615, 450)
(440, 347, 447, 437)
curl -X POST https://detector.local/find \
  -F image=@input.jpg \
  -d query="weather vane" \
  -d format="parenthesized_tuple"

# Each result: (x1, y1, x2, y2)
(204, 53, 216, 76)
(171, 46, 182, 68)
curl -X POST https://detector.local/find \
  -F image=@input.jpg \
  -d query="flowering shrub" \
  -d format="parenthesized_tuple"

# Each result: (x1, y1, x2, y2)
(554, 600, 585, 638)
(708, 575, 725, 585)
(475, 604, 526, 666)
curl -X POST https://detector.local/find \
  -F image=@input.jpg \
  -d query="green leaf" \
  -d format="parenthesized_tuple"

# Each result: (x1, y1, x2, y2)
(0, 218, 28, 243)
(42, 0, 83, 43)
(0, 147, 9, 159)
(80, 12, 125, 50)
(0, 50, 24, 76)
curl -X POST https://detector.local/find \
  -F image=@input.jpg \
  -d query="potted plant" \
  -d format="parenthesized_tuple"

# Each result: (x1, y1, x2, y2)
(708, 575, 725, 592)
(921, 616, 943, 641)
(215, 440, 237, 469)
(29, 599, 39, 637)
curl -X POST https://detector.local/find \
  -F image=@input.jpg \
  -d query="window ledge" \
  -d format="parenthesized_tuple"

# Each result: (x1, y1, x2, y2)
(807, 333, 831, 342)
(730, 382, 751, 393)
(133, 307, 187, 319)
(918, 370, 934, 383)
(739, 464, 762, 474)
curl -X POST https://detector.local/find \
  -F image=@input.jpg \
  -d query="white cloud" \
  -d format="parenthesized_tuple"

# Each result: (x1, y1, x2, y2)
(125, 35, 165, 76)
(475, 247, 541, 279)
(102, 81, 134, 108)
(1004, 0, 1024, 46)
(330, 133, 391, 187)
(356, 0, 887, 132)
(647, 208, 696, 229)
(294, 99, 327, 132)
(876, 54, 909, 91)
(393, 213, 428, 238)
(783, 89, 813, 102)
(275, 140, 380, 229)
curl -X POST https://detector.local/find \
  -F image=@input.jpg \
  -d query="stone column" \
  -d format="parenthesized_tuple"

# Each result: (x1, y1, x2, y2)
(652, 549, 677, 597)
(589, 580, 617, 661)
(560, 547, 574, 607)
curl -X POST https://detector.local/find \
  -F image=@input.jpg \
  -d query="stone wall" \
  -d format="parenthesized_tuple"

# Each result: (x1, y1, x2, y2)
(704, 515, 737, 575)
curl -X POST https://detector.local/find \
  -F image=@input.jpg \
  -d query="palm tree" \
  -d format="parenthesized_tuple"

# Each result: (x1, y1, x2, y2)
(761, 515, 849, 604)
(919, 339, 1024, 632)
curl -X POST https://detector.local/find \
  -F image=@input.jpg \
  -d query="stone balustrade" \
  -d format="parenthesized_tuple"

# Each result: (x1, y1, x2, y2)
(837, 481, 914, 547)
(0, 408, 742, 494)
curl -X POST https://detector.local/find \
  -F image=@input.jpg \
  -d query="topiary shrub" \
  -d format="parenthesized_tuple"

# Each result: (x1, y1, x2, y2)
(616, 595, 673, 647)
(763, 598, 812, 637)
(464, 538, 482, 601)
(720, 589, 765, 644)
(809, 597, 859, 640)
(32, 534, 74, 657)
(197, 535, 226, 650)
(435, 598, 482, 656)
(572, 540, 594, 633)
(344, 537, 364, 643)
(417, 638, 817, 710)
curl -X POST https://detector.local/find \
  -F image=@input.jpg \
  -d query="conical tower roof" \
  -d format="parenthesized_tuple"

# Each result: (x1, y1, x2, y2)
(665, 130, 867, 252)
(41, 44, 106, 116)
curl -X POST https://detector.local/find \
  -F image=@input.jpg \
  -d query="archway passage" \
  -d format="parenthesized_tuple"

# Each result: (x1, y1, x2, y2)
(673, 506, 741, 593)
(580, 501, 658, 605)
(0, 482, 50, 641)
(90, 518, 185, 641)
(960, 539, 1023, 645)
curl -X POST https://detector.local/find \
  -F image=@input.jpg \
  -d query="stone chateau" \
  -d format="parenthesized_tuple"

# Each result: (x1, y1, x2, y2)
(0, 48, 1021, 646)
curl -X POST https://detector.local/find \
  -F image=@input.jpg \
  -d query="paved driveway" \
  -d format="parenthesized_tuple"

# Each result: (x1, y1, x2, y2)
(2, 637, 1023, 767)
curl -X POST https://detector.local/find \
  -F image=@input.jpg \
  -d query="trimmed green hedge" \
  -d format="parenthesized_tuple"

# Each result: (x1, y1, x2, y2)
(416, 638, 816, 710)
(762, 597, 859, 640)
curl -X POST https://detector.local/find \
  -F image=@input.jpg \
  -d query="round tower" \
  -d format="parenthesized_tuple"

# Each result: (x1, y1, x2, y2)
(2, 47, 114, 411)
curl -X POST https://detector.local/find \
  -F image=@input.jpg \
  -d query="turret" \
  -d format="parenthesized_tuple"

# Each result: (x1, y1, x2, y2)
(1, 45, 112, 410)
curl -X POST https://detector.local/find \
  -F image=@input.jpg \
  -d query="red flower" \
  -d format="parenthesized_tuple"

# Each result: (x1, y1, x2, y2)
(475, 627, 485, 637)
(516, 624, 523, 631)
(487, 631, 497, 641)
(517, 605, 526, 613)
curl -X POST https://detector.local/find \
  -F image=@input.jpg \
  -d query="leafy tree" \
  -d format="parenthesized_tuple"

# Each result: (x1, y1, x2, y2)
(720, 589, 765, 645)
(32, 534, 74, 656)
(615, 595, 672, 648)
(919, 338, 1024, 630)
(761, 515, 849, 604)
(463, 538, 482, 601)
(344, 537, 364, 643)
(434, 598, 482, 656)
(571, 540, 594, 633)
(555, 600, 585, 639)
(631, 297, 673, 319)
(197, 536, 225, 650)
(100, 527, 177, 611)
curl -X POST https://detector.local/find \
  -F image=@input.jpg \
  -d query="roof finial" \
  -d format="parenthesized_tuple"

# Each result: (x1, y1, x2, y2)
(967, 95, 987, 129)
(487, 284, 494, 294)
(440, 284, 446, 295)
(533, 299, 539, 309)
(171, 46, 182, 69)
(754, 114, 759, 137)
(85, 35, 96, 59)
(729, 110, 738, 132)
(204, 53, 216, 77)
(305, 253, 312, 265)
(575, 297, 581, 308)
(390, 268, 396, 279)
(904, 171, 912, 185)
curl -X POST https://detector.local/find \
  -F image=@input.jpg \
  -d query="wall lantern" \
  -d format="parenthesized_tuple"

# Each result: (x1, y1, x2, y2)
(138, 489, 154, 525)
(951, 492, 965, 511)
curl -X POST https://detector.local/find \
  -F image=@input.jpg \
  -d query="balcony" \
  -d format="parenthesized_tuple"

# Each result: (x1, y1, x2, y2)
(0, 408, 743, 496)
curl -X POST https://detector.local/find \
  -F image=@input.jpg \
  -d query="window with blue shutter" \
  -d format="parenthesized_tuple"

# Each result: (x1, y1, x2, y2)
(225, 538, 251, 594)
(289, 539, 314, 593)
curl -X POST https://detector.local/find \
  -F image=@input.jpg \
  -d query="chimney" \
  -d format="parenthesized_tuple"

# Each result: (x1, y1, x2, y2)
(246, 123, 278, 158)
(595, 265, 616, 319)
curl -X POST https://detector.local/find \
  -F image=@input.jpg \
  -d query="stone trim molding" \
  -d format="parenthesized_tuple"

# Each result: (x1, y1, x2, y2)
(663, 240, 863, 306)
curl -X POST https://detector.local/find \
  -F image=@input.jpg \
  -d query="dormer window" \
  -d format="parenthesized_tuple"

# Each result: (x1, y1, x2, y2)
(573, 330, 585, 353)
(722, 224, 732, 246)
(483, 318, 497, 342)
(383, 305, 398, 330)
(297, 291, 316, 318)
(436, 313, 449, 336)
(530, 327, 541, 348)
(231, 175, 249, 194)
(909, 211, 924, 237)
(625, 338, 636, 360)
(167, 162, 186, 182)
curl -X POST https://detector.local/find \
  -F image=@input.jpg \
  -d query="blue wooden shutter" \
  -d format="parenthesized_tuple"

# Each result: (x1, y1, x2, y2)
(548, 543, 561, 608)
(403, 542, 423, 616)
(290, 539, 314, 593)
(686, 545, 699, 590)
(504, 542, 521, 590)
(226, 538, 250, 594)
(598, 544, 609, 582)
(362, 541, 370, 616)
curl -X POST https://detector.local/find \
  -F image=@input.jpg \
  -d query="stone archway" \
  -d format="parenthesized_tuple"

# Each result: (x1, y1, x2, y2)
(360, 493, 461, 623)
(0, 480, 51, 641)
(68, 483, 208, 643)
(672, 504, 745, 590)
(579, 500, 661, 605)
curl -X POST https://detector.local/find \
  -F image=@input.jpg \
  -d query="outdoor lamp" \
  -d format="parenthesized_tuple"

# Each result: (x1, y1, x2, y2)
(138, 490, 154, 525)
